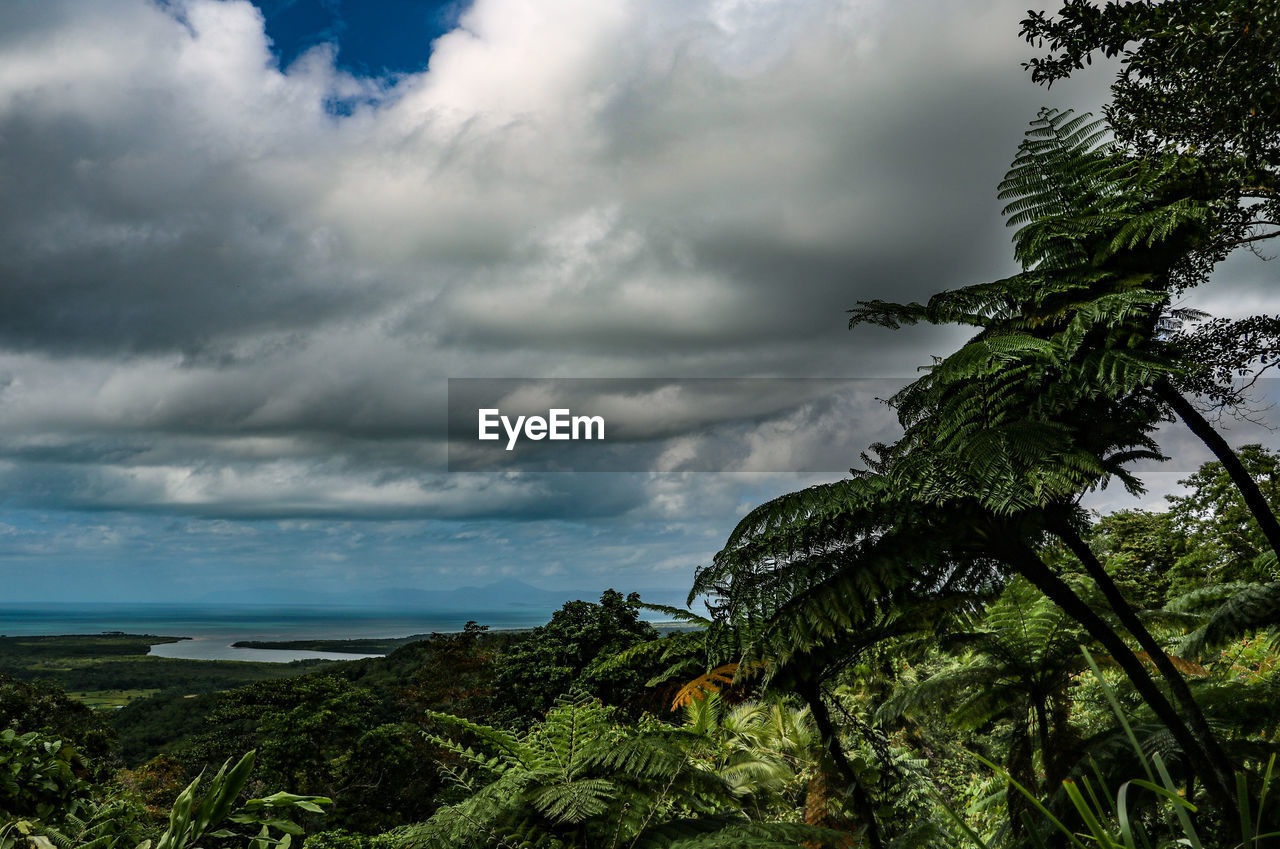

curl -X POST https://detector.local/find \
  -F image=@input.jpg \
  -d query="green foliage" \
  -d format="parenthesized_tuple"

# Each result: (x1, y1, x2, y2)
(152, 752, 329, 849)
(0, 743, 328, 849)
(691, 471, 1003, 676)
(1089, 511, 1179, 609)
(173, 675, 429, 833)
(1168, 315, 1280, 411)
(408, 696, 836, 849)
(107, 628, 521, 833)
(881, 579, 1095, 837)
(1183, 582, 1280, 659)
(180, 676, 378, 782)
(949, 654, 1280, 848)
(0, 676, 117, 777)
(850, 105, 1217, 520)
(1022, 1, 1280, 175)
(0, 636, 332, 708)
(885, 582, 1085, 768)
(1020, 1, 1280, 347)
(1156, 448, 1280, 658)
(693, 11, 1280, 842)
(115, 756, 189, 821)
(21, 793, 152, 849)
(1167, 446, 1280, 596)
(300, 829, 392, 849)
(0, 730, 91, 824)
(494, 590, 663, 722)
(402, 622, 498, 722)
(681, 693, 818, 817)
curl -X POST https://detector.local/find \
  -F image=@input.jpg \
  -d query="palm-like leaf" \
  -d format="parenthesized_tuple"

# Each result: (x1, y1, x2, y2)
(407, 697, 832, 849)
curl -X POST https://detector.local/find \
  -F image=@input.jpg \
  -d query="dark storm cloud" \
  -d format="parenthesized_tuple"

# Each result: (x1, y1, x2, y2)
(0, 5, 390, 357)
(0, 0, 1154, 535)
(0, 455, 653, 521)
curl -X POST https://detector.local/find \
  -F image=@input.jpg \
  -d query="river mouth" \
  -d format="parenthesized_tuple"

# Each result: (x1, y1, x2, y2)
(147, 637, 383, 663)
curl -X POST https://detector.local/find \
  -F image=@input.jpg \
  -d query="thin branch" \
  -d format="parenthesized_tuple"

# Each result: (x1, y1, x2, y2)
(1227, 230, 1280, 248)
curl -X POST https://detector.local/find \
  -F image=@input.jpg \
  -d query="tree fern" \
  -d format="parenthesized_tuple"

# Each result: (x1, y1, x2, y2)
(1182, 582, 1280, 657)
(701, 102, 1257, 829)
(406, 697, 835, 849)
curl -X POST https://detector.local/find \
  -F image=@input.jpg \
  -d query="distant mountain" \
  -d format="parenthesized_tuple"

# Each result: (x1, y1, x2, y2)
(197, 580, 689, 611)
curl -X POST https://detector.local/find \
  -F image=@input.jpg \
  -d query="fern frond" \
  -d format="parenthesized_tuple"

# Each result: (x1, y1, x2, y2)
(1183, 582, 1280, 655)
(671, 663, 741, 709)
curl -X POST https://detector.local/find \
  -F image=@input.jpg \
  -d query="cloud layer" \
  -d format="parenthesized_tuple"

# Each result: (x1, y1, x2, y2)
(1, 0, 1266, 599)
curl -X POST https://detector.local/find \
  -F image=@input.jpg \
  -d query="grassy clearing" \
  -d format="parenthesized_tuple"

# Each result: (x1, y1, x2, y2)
(65, 689, 162, 710)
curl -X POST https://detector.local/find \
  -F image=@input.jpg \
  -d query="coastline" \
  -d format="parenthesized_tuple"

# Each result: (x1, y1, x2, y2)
(148, 637, 386, 663)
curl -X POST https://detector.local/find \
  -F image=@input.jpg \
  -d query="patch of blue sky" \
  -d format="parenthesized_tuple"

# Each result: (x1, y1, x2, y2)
(252, 0, 469, 78)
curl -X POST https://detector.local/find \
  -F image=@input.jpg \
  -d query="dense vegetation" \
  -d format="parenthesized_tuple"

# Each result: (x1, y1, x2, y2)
(0, 635, 337, 709)
(4, 1, 1280, 847)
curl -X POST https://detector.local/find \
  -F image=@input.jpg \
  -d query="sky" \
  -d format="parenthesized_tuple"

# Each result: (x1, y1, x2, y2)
(0, 0, 1275, 604)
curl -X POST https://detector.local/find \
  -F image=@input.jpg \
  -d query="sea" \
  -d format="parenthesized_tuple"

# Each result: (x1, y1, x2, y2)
(0, 603, 562, 663)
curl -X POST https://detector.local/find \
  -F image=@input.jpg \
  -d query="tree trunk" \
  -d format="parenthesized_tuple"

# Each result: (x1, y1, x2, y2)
(994, 538, 1240, 829)
(1008, 714, 1036, 837)
(804, 757, 856, 849)
(804, 760, 839, 829)
(1045, 689, 1080, 794)
(1157, 380, 1280, 561)
(1049, 516, 1239, 803)
(796, 679, 883, 849)
(1032, 697, 1053, 795)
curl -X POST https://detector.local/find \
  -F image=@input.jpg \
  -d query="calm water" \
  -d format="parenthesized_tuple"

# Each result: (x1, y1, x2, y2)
(147, 639, 387, 662)
(0, 603, 558, 663)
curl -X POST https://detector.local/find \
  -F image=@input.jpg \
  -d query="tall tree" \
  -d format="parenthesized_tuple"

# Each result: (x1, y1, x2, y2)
(1022, 0, 1279, 247)
(1167, 446, 1280, 593)
(690, 474, 1005, 848)
(1020, 0, 1280, 562)
(1089, 509, 1179, 609)
(495, 590, 660, 723)
(837, 108, 1255, 820)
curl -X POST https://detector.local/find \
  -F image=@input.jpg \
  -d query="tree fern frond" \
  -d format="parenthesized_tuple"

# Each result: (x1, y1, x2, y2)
(528, 777, 616, 823)
(671, 663, 741, 709)
(1183, 582, 1280, 655)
